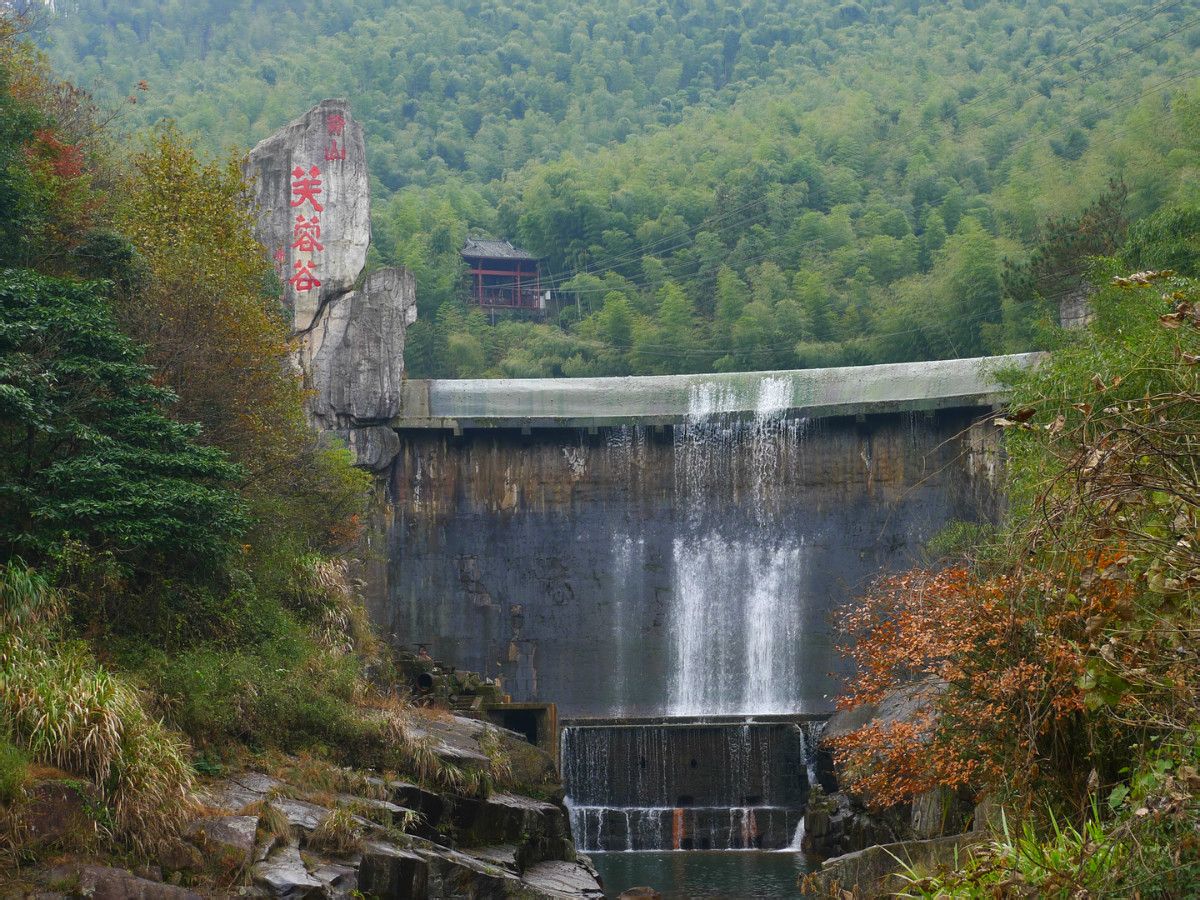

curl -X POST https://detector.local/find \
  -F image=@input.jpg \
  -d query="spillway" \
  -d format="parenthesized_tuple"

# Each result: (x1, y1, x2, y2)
(561, 718, 830, 852)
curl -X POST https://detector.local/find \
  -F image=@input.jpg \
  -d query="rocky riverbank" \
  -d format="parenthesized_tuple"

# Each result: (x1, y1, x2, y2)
(5, 713, 604, 899)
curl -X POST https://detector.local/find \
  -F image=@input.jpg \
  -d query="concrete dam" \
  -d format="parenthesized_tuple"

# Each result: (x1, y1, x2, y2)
(370, 353, 1034, 853)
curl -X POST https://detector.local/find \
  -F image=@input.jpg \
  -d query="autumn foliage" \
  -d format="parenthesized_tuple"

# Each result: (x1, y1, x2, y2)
(830, 563, 1132, 808)
(831, 266, 1200, 860)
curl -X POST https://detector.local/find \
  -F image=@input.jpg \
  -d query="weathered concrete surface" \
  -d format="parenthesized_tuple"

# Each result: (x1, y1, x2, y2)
(376, 407, 1003, 717)
(394, 353, 1038, 429)
(245, 99, 369, 334)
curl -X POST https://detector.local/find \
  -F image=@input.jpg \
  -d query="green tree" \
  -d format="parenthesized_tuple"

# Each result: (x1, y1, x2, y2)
(0, 270, 246, 566)
(713, 266, 749, 355)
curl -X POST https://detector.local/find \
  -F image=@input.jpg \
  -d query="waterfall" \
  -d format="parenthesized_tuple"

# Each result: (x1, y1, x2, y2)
(563, 375, 832, 854)
(789, 818, 806, 850)
(668, 376, 808, 716)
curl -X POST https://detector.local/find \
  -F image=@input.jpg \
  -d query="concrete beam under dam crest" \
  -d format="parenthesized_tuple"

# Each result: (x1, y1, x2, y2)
(393, 352, 1041, 430)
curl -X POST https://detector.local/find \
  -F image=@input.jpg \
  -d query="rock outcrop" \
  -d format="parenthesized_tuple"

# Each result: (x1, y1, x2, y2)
(304, 267, 416, 428)
(245, 99, 370, 334)
(187, 714, 598, 898)
(17, 711, 600, 898)
(245, 100, 415, 471)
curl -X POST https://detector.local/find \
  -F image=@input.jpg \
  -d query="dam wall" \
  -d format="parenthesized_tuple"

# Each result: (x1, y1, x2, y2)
(369, 356, 1032, 719)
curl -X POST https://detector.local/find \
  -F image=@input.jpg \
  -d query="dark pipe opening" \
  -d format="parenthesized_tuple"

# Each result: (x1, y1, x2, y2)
(416, 672, 435, 691)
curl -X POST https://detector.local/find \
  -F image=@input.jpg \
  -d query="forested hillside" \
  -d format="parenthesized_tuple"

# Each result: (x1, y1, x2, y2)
(41, 0, 1200, 376)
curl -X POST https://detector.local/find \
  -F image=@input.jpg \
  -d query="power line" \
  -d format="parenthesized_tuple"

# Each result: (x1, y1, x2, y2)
(476, 47, 1197, 302)
(503, 1, 1194, 293)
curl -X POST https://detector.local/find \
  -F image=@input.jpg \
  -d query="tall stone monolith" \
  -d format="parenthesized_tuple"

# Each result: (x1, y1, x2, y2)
(245, 99, 415, 471)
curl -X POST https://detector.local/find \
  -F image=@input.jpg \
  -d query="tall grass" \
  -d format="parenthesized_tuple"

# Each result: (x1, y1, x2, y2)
(291, 556, 375, 656)
(896, 805, 1129, 898)
(0, 558, 62, 632)
(0, 563, 197, 854)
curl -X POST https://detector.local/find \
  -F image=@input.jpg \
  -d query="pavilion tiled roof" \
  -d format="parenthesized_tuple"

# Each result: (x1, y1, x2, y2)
(462, 238, 539, 261)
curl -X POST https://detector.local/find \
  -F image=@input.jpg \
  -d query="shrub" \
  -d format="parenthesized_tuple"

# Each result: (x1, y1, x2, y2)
(0, 269, 247, 569)
(832, 268, 1200, 889)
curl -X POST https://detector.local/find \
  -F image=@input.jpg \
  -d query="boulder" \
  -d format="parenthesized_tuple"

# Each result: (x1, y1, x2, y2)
(521, 860, 606, 899)
(185, 814, 258, 876)
(405, 716, 494, 771)
(334, 793, 409, 822)
(342, 424, 402, 473)
(244, 99, 370, 334)
(450, 792, 572, 870)
(910, 785, 974, 840)
(413, 843, 527, 897)
(73, 865, 202, 900)
(800, 786, 908, 859)
(251, 843, 325, 899)
(407, 714, 559, 796)
(19, 779, 99, 850)
(467, 844, 519, 871)
(803, 833, 985, 897)
(358, 842, 429, 898)
(203, 771, 283, 811)
(305, 266, 416, 428)
(822, 678, 942, 743)
(309, 862, 358, 899)
(273, 797, 332, 833)
(365, 778, 445, 826)
(618, 889, 662, 899)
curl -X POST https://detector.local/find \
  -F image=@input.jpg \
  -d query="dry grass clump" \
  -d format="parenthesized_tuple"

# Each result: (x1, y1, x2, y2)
(240, 799, 291, 843)
(0, 563, 197, 855)
(306, 806, 363, 855)
(0, 561, 62, 632)
(293, 557, 376, 656)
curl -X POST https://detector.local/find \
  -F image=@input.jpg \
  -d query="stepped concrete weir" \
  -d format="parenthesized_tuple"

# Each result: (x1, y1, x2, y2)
(373, 353, 1036, 852)
(560, 715, 833, 852)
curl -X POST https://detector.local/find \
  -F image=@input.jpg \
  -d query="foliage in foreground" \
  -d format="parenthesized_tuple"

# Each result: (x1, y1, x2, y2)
(0, 563, 196, 857)
(0, 269, 247, 568)
(899, 797, 1199, 899)
(830, 232, 1200, 893)
(0, 23, 513, 868)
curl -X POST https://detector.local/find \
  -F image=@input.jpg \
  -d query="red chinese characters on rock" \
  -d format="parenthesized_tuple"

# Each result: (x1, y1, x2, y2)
(324, 140, 346, 162)
(287, 164, 326, 294)
(325, 114, 347, 161)
(290, 165, 324, 213)
(292, 215, 324, 253)
(289, 259, 321, 293)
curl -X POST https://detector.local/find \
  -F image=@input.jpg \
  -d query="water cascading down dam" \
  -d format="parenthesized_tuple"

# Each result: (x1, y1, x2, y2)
(374, 355, 1032, 853)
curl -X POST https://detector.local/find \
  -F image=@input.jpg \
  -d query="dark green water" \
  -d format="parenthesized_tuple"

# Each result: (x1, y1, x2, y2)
(591, 850, 813, 899)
